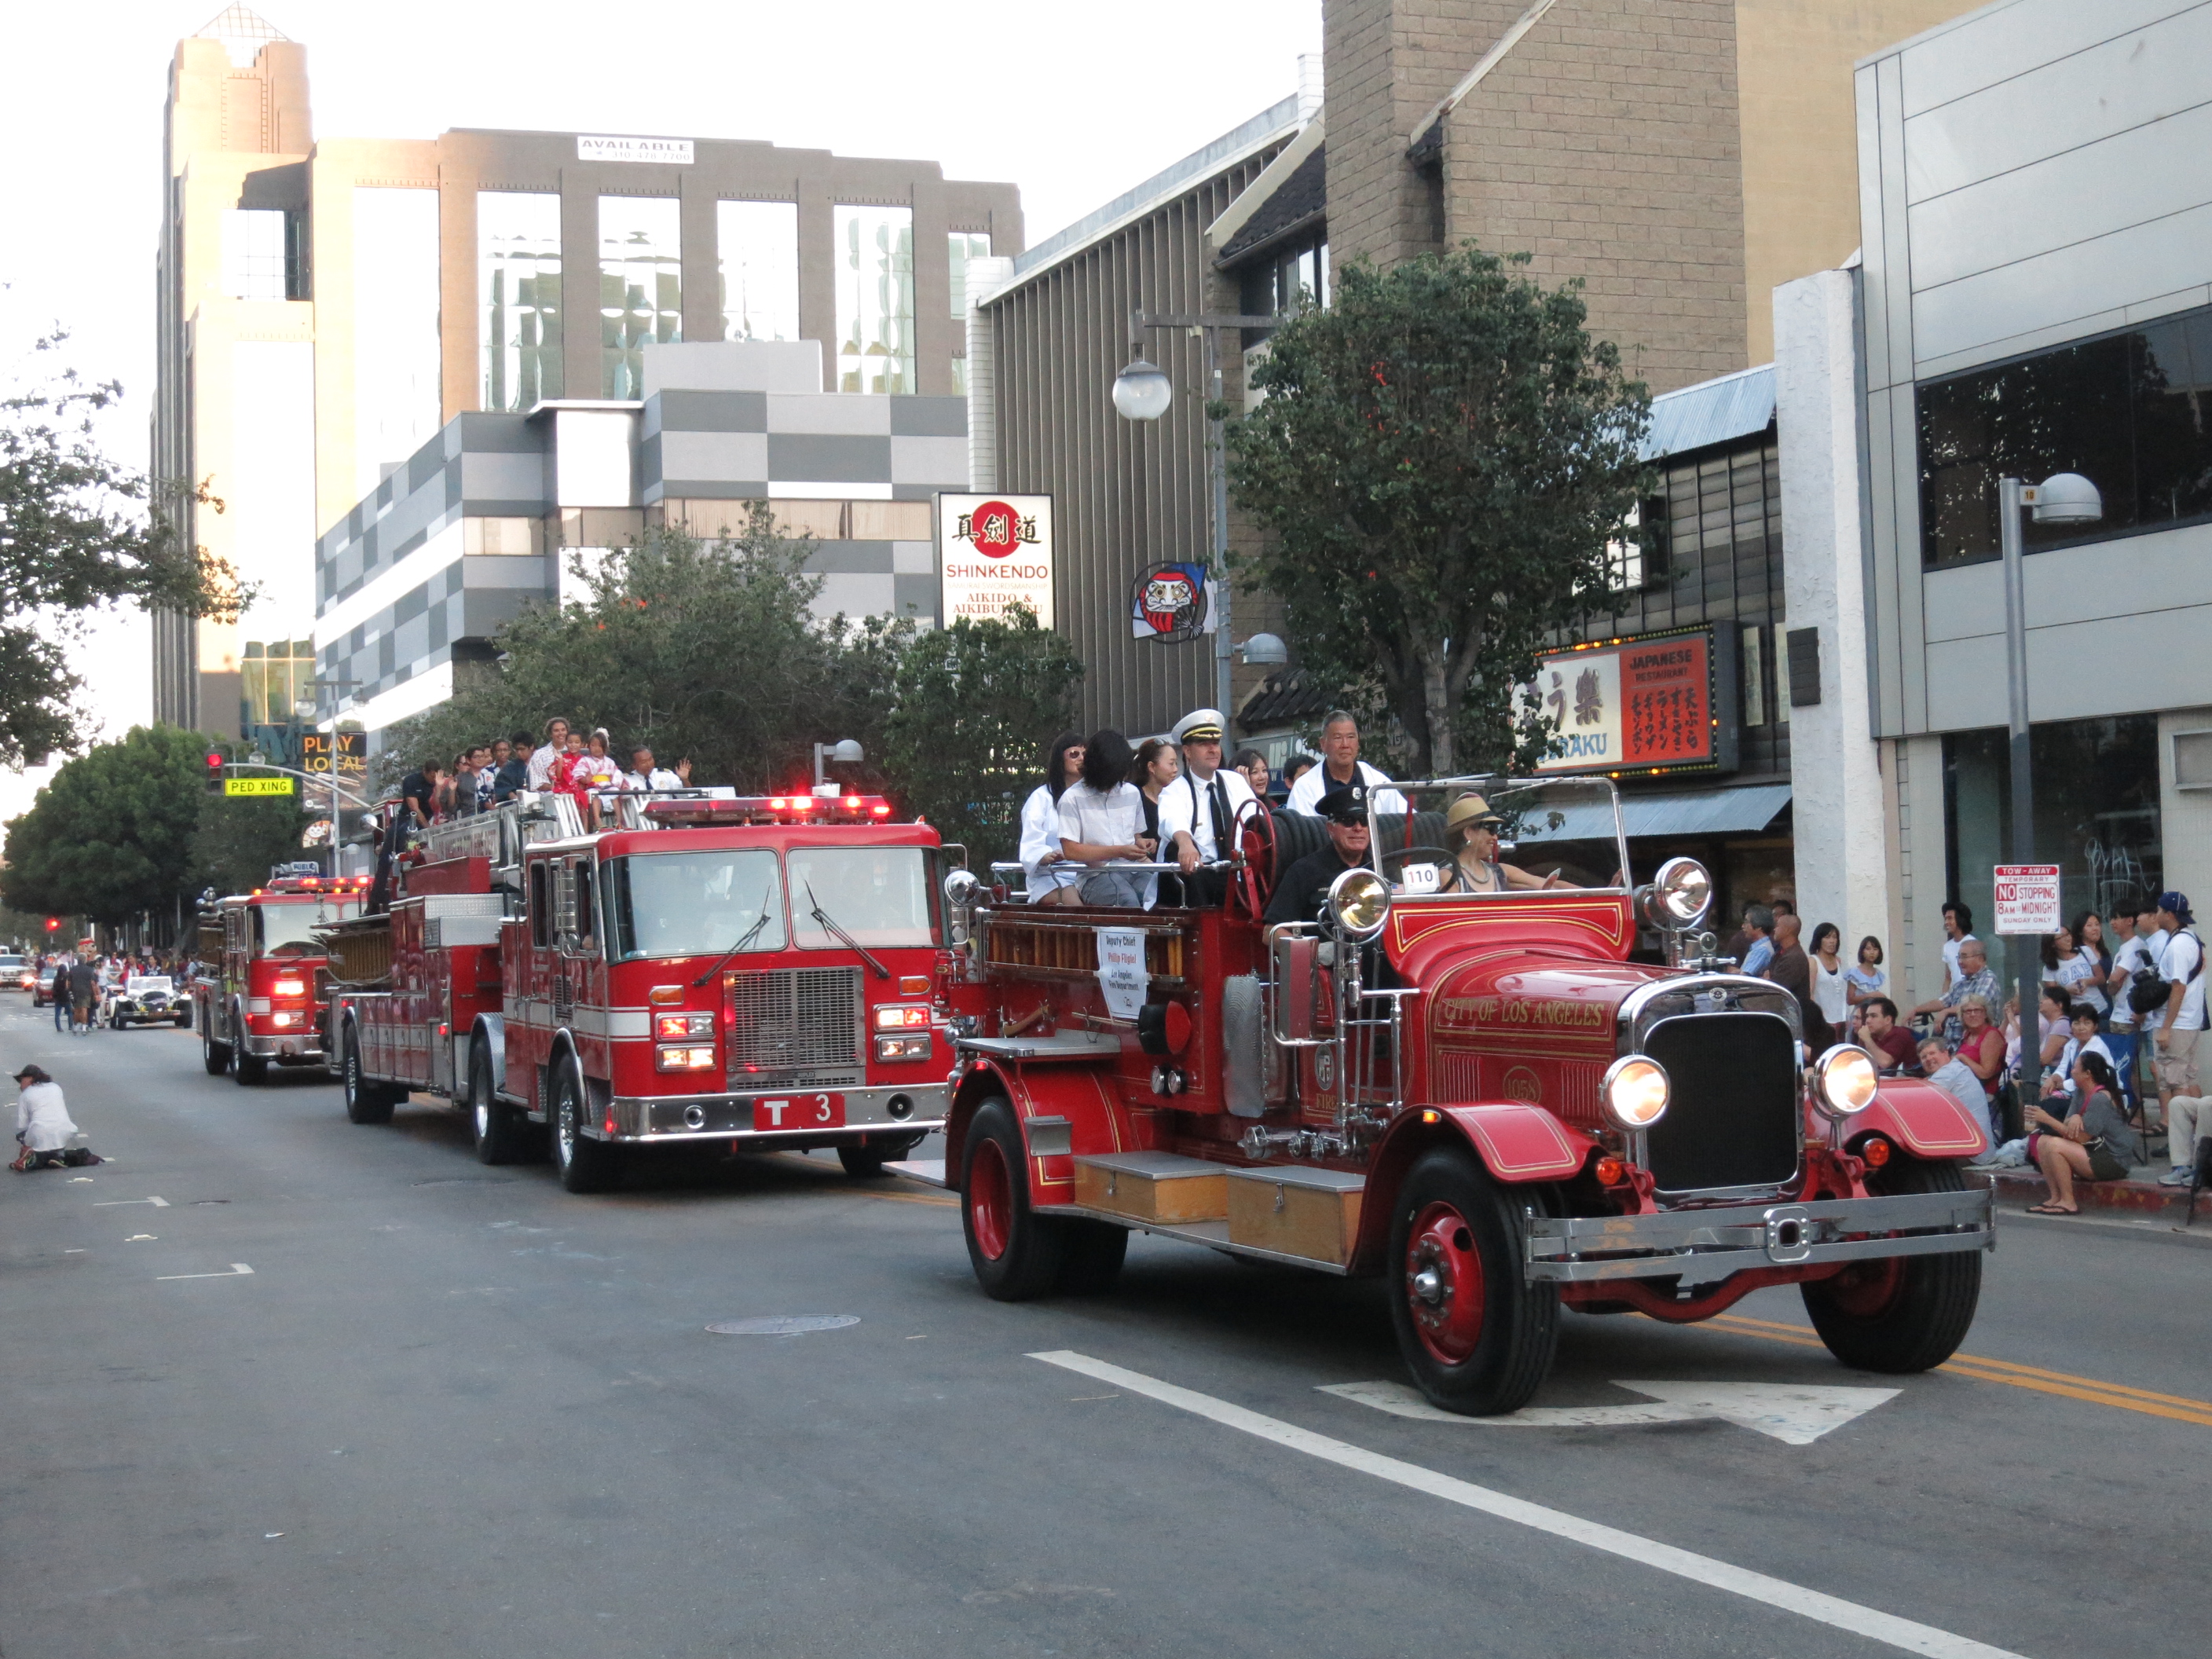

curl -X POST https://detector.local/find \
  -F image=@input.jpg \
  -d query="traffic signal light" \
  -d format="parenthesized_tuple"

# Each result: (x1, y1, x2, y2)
(45, 917, 60, 933)
(205, 750, 226, 794)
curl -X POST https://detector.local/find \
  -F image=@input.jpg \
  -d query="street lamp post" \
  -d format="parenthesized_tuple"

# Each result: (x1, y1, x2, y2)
(1112, 311, 1287, 715)
(1998, 471, 2102, 1108)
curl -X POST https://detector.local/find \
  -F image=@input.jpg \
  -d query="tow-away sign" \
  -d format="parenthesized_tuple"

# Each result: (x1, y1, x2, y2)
(1994, 864, 2061, 936)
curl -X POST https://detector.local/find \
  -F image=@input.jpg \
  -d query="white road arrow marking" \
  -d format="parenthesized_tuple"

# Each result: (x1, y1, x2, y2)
(156, 1263, 255, 1282)
(1321, 1379, 1899, 1445)
(92, 1196, 169, 1207)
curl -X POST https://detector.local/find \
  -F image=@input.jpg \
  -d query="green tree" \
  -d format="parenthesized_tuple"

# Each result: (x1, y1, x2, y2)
(1225, 246, 1651, 775)
(190, 792, 313, 901)
(880, 610, 1083, 866)
(2, 335, 245, 764)
(0, 725, 215, 925)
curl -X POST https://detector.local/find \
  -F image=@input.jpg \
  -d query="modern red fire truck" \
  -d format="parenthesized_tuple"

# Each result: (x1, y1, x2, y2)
(192, 869, 368, 1083)
(318, 790, 974, 1192)
(925, 775, 1994, 1415)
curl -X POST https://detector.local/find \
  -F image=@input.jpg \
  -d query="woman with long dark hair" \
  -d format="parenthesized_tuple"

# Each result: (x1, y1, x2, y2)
(2056, 909, 2111, 1024)
(1019, 732, 1085, 903)
(1808, 922, 1848, 1036)
(1133, 737, 1182, 905)
(2025, 1049, 2143, 1215)
(1055, 730, 1156, 908)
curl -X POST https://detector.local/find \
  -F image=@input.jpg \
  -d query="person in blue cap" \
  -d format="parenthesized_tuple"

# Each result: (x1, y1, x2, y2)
(2147, 891, 2204, 1174)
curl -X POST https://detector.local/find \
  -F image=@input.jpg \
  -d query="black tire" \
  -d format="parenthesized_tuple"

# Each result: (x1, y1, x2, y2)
(469, 1043, 527, 1166)
(1802, 1157, 1981, 1374)
(200, 1013, 229, 1075)
(837, 1133, 924, 1179)
(960, 1098, 1067, 1300)
(1055, 1220, 1129, 1295)
(342, 1027, 394, 1125)
(234, 1048, 267, 1085)
(550, 1057, 619, 1194)
(1386, 1146, 1559, 1415)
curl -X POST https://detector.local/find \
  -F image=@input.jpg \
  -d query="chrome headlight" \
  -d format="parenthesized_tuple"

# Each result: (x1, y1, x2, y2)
(1324, 867, 1391, 941)
(1600, 1054, 1670, 1130)
(1812, 1043, 1881, 1119)
(1650, 856, 1712, 929)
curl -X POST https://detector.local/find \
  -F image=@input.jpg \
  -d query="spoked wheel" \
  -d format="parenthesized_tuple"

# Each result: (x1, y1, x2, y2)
(341, 1027, 394, 1125)
(1387, 1147, 1558, 1415)
(1802, 1158, 1981, 1372)
(201, 1015, 230, 1076)
(468, 1044, 528, 1166)
(1230, 803, 1280, 923)
(551, 1058, 619, 1194)
(961, 1098, 1067, 1300)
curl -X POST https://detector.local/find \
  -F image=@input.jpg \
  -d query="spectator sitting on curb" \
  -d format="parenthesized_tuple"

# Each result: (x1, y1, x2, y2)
(2049, 1002, 2119, 1107)
(2024, 1050, 2143, 1217)
(10, 1065, 99, 1170)
(1918, 1035, 1987, 1124)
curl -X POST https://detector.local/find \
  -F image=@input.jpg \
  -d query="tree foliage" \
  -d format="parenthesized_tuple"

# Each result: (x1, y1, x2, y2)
(1, 334, 246, 765)
(0, 726, 222, 925)
(190, 793, 313, 903)
(1225, 246, 1651, 775)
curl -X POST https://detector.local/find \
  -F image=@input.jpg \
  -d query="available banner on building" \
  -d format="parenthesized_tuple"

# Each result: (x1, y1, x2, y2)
(937, 493, 1054, 627)
(1521, 626, 1738, 776)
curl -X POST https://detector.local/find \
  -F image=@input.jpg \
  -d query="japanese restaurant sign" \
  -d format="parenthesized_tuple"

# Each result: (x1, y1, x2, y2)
(1522, 627, 1738, 777)
(937, 493, 1054, 627)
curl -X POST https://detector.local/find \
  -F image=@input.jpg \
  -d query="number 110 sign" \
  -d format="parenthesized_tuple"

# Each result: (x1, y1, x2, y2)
(1993, 864, 2062, 936)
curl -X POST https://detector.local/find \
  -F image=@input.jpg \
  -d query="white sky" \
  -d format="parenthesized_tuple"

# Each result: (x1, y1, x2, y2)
(0, 0, 1321, 834)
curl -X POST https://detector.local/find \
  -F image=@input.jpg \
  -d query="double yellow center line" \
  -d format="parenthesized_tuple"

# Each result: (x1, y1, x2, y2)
(1708, 1312, 2212, 1428)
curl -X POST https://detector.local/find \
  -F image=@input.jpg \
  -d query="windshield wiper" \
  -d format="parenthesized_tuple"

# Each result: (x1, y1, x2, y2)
(804, 882, 890, 980)
(690, 883, 779, 987)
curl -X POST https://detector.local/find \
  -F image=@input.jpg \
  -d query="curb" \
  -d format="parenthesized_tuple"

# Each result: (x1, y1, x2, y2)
(1967, 1166, 2212, 1222)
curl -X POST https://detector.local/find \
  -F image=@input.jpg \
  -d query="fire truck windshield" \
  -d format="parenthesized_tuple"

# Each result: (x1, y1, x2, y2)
(786, 847, 939, 949)
(604, 849, 786, 962)
(254, 899, 358, 957)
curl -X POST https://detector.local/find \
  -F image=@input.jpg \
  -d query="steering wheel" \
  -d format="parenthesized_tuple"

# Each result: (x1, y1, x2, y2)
(1377, 846, 1463, 889)
(1229, 802, 1279, 925)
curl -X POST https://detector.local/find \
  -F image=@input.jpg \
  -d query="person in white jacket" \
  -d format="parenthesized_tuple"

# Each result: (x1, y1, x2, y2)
(1018, 733, 1086, 903)
(12, 1064, 93, 1170)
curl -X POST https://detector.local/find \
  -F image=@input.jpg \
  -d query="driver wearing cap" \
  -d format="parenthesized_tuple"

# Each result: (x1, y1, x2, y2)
(1159, 708, 1261, 906)
(1263, 782, 1375, 926)
(1436, 793, 1568, 892)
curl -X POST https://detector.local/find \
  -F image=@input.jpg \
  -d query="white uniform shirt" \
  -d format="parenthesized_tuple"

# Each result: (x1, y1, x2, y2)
(1942, 933, 1976, 992)
(1018, 784, 1079, 895)
(1156, 766, 1261, 862)
(1284, 759, 1408, 819)
(1057, 782, 1155, 908)
(16, 1082, 79, 1152)
(2109, 933, 2152, 1030)
(623, 768, 683, 792)
(2146, 929, 2206, 1032)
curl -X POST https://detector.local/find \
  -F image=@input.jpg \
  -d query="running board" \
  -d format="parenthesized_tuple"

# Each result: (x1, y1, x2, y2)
(1035, 1206, 1357, 1276)
(885, 1158, 948, 1188)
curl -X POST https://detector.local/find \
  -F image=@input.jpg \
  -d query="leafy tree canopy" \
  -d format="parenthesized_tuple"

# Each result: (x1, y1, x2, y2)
(1225, 245, 1651, 775)
(2, 334, 246, 765)
(0, 725, 225, 925)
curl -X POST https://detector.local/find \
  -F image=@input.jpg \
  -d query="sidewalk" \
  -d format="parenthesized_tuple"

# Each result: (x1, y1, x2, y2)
(1968, 1163, 2212, 1223)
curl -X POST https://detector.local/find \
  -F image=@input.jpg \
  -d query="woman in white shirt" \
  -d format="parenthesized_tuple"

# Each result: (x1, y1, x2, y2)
(1018, 733, 1085, 904)
(12, 1064, 93, 1170)
(1809, 922, 1850, 1034)
(1055, 730, 1157, 909)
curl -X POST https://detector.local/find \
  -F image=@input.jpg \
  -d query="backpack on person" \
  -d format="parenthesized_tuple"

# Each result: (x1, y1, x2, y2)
(2129, 926, 2203, 1015)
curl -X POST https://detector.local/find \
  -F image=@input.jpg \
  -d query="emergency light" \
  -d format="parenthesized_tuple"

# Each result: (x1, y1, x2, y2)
(643, 795, 899, 826)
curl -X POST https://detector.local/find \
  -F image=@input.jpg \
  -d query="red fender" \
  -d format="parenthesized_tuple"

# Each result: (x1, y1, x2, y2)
(942, 1060, 1153, 1202)
(1853, 1077, 1990, 1161)
(1350, 1101, 1599, 1273)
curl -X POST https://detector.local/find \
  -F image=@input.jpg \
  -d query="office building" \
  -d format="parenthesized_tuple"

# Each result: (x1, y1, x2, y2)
(153, 6, 1020, 752)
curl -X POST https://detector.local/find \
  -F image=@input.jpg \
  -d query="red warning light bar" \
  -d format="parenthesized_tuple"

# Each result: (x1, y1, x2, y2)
(642, 794, 901, 826)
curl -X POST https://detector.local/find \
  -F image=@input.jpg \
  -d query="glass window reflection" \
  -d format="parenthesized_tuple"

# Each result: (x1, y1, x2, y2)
(718, 200, 799, 343)
(599, 196, 682, 399)
(836, 204, 914, 394)
(222, 209, 289, 301)
(479, 192, 563, 412)
(948, 231, 991, 319)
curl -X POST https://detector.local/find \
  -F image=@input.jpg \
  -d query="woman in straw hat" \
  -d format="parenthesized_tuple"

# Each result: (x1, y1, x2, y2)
(1437, 793, 1569, 894)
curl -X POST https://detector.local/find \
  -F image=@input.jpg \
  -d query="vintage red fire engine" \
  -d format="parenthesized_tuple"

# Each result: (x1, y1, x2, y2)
(192, 867, 368, 1082)
(926, 775, 1994, 1415)
(319, 790, 974, 1192)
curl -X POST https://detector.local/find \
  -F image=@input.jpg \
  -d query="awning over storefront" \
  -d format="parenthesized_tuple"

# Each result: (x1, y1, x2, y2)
(1619, 782, 1792, 839)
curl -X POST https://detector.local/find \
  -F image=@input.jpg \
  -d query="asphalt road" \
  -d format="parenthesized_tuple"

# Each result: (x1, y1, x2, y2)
(2, 993, 2207, 1659)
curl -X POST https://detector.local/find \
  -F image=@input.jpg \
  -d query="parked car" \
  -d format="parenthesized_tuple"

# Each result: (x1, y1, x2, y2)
(0, 954, 29, 992)
(105, 975, 191, 1030)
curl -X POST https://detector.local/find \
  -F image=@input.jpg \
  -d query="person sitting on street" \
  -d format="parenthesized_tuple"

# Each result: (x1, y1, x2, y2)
(1263, 782, 1375, 926)
(2025, 1050, 2144, 1216)
(1861, 997, 1919, 1075)
(10, 1065, 98, 1170)
(1917, 1035, 1987, 1123)
(2046, 1002, 2118, 1106)
(1912, 936, 2000, 1046)
(1950, 992, 2006, 1144)
(1054, 730, 1156, 909)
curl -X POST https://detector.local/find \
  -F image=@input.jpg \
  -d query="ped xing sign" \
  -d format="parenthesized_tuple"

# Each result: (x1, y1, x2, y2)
(937, 493, 1053, 627)
(225, 777, 295, 797)
(1994, 863, 2063, 936)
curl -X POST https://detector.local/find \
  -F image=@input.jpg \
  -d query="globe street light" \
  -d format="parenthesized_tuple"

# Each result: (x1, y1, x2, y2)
(1999, 471, 2103, 1107)
(1110, 359, 1174, 422)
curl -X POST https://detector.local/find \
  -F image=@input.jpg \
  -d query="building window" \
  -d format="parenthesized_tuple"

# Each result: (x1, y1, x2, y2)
(1238, 236, 1330, 320)
(1917, 301, 2212, 568)
(599, 196, 682, 398)
(222, 208, 290, 301)
(240, 639, 318, 738)
(352, 188, 444, 499)
(1606, 496, 1668, 592)
(837, 204, 914, 394)
(479, 192, 562, 413)
(949, 232, 991, 318)
(718, 200, 799, 343)
(1741, 624, 1767, 727)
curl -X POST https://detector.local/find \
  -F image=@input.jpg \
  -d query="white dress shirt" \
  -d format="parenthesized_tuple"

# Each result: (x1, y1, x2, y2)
(1017, 785, 1079, 895)
(16, 1082, 79, 1152)
(623, 768, 683, 792)
(1157, 765, 1262, 862)
(1285, 759, 1408, 819)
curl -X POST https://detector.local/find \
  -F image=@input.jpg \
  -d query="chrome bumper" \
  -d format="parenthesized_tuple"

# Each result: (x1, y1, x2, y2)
(1523, 1188, 1994, 1284)
(595, 1082, 948, 1144)
(240, 1033, 327, 1060)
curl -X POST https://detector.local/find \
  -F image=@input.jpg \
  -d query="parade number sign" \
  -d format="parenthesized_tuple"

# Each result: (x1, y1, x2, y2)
(1130, 561, 1210, 643)
(1994, 865, 2063, 936)
(1521, 627, 1738, 777)
(937, 493, 1053, 626)
(302, 731, 365, 776)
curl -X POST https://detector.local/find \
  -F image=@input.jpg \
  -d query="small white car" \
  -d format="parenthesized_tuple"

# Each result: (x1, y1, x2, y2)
(105, 975, 190, 1030)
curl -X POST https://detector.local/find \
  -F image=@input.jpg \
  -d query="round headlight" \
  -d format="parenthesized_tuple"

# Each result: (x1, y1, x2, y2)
(1601, 1055, 1670, 1130)
(1324, 867, 1391, 940)
(943, 867, 980, 907)
(1814, 1044, 1880, 1119)
(1651, 856, 1712, 928)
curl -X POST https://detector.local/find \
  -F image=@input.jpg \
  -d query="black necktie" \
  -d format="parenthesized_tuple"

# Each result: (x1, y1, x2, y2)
(1208, 777, 1230, 848)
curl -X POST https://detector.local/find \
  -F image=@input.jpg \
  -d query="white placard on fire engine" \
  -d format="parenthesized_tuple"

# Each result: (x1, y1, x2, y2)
(1094, 927, 1149, 1022)
(937, 493, 1053, 628)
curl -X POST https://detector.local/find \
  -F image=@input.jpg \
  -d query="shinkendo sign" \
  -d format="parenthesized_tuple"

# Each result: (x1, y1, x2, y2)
(937, 493, 1054, 627)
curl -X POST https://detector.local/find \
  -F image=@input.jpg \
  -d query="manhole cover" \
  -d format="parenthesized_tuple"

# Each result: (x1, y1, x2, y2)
(705, 1316, 859, 1336)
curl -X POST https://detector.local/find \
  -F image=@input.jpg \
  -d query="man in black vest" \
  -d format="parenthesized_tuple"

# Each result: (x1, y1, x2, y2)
(1160, 708, 1262, 906)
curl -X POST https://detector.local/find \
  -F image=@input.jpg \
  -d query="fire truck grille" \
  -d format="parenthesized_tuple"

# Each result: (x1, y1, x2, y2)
(1639, 1012, 1800, 1195)
(724, 967, 864, 1089)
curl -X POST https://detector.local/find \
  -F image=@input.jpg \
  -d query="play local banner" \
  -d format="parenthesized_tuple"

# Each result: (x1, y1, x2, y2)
(937, 493, 1053, 627)
(1520, 627, 1733, 776)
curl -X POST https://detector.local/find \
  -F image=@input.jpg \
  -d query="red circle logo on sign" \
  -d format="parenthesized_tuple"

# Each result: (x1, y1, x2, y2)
(966, 500, 1021, 558)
